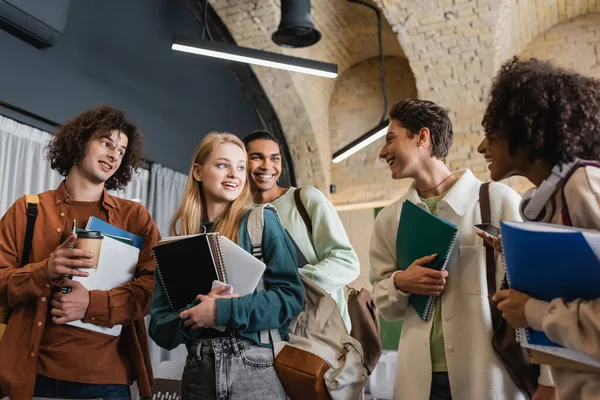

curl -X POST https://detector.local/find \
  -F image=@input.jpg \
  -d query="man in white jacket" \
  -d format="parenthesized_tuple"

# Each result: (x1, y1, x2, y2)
(369, 99, 555, 399)
(243, 130, 360, 331)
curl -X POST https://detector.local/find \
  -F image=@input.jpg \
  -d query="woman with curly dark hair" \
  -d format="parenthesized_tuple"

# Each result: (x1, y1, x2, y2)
(478, 57, 600, 400)
(0, 105, 161, 399)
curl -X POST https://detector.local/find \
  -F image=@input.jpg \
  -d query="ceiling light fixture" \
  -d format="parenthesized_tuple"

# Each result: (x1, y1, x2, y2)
(332, 119, 389, 163)
(172, 35, 337, 79)
(272, 0, 321, 48)
(332, 0, 389, 163)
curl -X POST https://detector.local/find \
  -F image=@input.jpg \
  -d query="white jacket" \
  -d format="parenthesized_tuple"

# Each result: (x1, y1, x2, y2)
(369, 169, 544, 400)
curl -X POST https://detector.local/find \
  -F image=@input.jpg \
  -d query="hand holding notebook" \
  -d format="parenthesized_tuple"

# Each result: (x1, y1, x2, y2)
(153, 233, 266, 313)
(396, 200, 459, 321)
(500, 220, 600, 369)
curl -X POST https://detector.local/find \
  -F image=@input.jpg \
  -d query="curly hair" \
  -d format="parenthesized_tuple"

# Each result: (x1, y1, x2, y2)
(482, 57, 600, 166)
(46, 105, 146, 190)
(389, 98, 454, 161)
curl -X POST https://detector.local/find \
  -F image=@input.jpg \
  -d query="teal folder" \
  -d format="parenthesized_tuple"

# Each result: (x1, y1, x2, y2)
(396, 200, 459, 321)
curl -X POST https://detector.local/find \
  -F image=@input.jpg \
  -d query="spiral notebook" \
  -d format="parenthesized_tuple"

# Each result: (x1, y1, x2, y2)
(501, 221, 600, 368)
(153, 233, 266, 312)
(396, 200, 459, 321)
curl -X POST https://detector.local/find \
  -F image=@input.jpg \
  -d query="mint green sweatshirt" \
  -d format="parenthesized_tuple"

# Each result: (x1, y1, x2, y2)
(255, 187, 360, 330)
(148, 209, 304, 350)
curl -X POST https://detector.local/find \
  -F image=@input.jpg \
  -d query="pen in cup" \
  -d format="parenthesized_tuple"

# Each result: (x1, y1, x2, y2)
(61, 219, 76, 294)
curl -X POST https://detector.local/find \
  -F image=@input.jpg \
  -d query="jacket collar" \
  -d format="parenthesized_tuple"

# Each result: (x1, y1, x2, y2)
(403, 169, 480, 217)
(54, 180, 118, 209)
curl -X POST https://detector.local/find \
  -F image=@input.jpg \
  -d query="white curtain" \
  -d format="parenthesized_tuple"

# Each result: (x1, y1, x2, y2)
(0, 115, 151, 212)
(147, 162, 188, 236)
(0, 115, 63, 215)
(109, 168, 150, 206)
(146, 162, 189, 373)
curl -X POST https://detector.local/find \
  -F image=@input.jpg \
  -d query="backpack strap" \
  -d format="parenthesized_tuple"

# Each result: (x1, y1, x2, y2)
(6, 194, 39, 324)
(22, 194, 39, 267)
(560, 161, 600, 226)
(480, 183, 502, 329)
(293, 188, 312, 235)
(247, 204, 283, 345)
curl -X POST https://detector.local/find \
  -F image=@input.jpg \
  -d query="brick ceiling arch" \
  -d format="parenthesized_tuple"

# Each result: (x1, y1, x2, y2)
(494, 0, 600, 70)
(211, 0, 410, 193)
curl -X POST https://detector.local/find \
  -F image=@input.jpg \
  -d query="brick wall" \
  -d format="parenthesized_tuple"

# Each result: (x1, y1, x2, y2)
(212, 0, 600, 204)
(521, 12, 600, 78)
(329, 56, 417, 206)
(373, 0, 499, 192)
(212, 0, 404, 195)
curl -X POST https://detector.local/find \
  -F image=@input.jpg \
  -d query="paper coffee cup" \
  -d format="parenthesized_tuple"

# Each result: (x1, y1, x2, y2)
(74, 231, 103, 269)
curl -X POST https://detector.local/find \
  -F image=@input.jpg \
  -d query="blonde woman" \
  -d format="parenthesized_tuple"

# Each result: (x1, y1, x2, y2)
(149, 133, 303, 400)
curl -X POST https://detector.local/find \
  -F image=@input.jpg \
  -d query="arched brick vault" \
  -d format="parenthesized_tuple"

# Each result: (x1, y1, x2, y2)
(373, 0, 503, 189)
(494, 0, 600, 71)
(211, 0, 411, 194)
(214, 0, 600, 205)
(329, 56, 417, 206)
(373, 0, 600, 200)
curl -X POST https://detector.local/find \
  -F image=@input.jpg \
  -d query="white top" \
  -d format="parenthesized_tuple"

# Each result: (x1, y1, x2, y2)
(255, 186, 360, 331)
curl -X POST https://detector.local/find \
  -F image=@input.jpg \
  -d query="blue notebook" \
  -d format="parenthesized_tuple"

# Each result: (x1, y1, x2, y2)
(86, 217, 144, 250)
(501, 221, 600, 347)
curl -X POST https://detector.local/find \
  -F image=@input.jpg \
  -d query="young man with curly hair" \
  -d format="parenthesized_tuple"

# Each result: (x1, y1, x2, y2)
(370, 98, 555, 400)
(478, 57, 600, 400)
(0, 105, 160, 399)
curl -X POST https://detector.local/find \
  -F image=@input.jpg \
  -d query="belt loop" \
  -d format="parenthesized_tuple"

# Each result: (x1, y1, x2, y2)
(195, 340, 203, 361)
(232, 337, 242, 357)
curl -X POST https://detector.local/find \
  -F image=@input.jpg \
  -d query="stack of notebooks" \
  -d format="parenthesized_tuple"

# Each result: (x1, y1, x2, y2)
(68, 217, 143, 336)
(501, 221, 600, 372)
(396, 200, 459, 321)
(153, 233, 266, 312)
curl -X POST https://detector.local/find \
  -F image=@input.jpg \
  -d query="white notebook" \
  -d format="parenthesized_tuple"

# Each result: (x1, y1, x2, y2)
(219, 235, 266, 296)
(518, 329, 600, 369)
(68, 235, 140, 336)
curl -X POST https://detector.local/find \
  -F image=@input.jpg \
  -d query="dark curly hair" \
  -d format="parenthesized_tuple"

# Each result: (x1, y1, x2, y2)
(482, 57, 600, 166)
(46, 105, 145, 190)
(389, 98, 454, 161)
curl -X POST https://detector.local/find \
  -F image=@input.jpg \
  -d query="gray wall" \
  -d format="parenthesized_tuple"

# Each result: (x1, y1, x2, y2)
(0, 0, 264, 173)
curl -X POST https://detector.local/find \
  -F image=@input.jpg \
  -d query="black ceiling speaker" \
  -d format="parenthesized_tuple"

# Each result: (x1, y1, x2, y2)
(272, 0, 321, 48)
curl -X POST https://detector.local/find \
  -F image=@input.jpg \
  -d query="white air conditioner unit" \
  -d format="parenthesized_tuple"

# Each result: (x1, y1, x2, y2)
(0, 0, 70, 48)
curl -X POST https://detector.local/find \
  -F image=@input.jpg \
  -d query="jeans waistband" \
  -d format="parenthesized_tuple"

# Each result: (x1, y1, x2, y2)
(190, 336, 254, 357)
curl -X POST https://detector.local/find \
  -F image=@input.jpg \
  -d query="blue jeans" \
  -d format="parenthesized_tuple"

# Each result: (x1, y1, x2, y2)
(182, 336, 287, 400)
(33, 374, 131, 400)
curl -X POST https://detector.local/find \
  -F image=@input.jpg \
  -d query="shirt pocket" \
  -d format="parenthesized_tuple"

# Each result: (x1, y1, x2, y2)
(459, 245, 487, 296)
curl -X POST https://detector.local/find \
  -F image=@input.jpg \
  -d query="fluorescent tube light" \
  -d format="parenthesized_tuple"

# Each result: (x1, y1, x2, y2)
(332, 120, 389, 163)
(172, 35, 337, 79)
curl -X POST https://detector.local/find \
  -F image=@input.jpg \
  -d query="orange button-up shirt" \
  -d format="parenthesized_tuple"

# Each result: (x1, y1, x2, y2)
(0, 182, 161, 399)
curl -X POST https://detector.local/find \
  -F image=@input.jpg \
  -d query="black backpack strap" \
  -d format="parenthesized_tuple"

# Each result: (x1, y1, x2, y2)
(5, 195, 39, 325)
(22, 194, 39, 267)
(293, 188, 312, 235)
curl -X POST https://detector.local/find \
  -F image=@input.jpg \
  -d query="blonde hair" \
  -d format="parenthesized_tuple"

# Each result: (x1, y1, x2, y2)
(170, 132, 250, 243)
